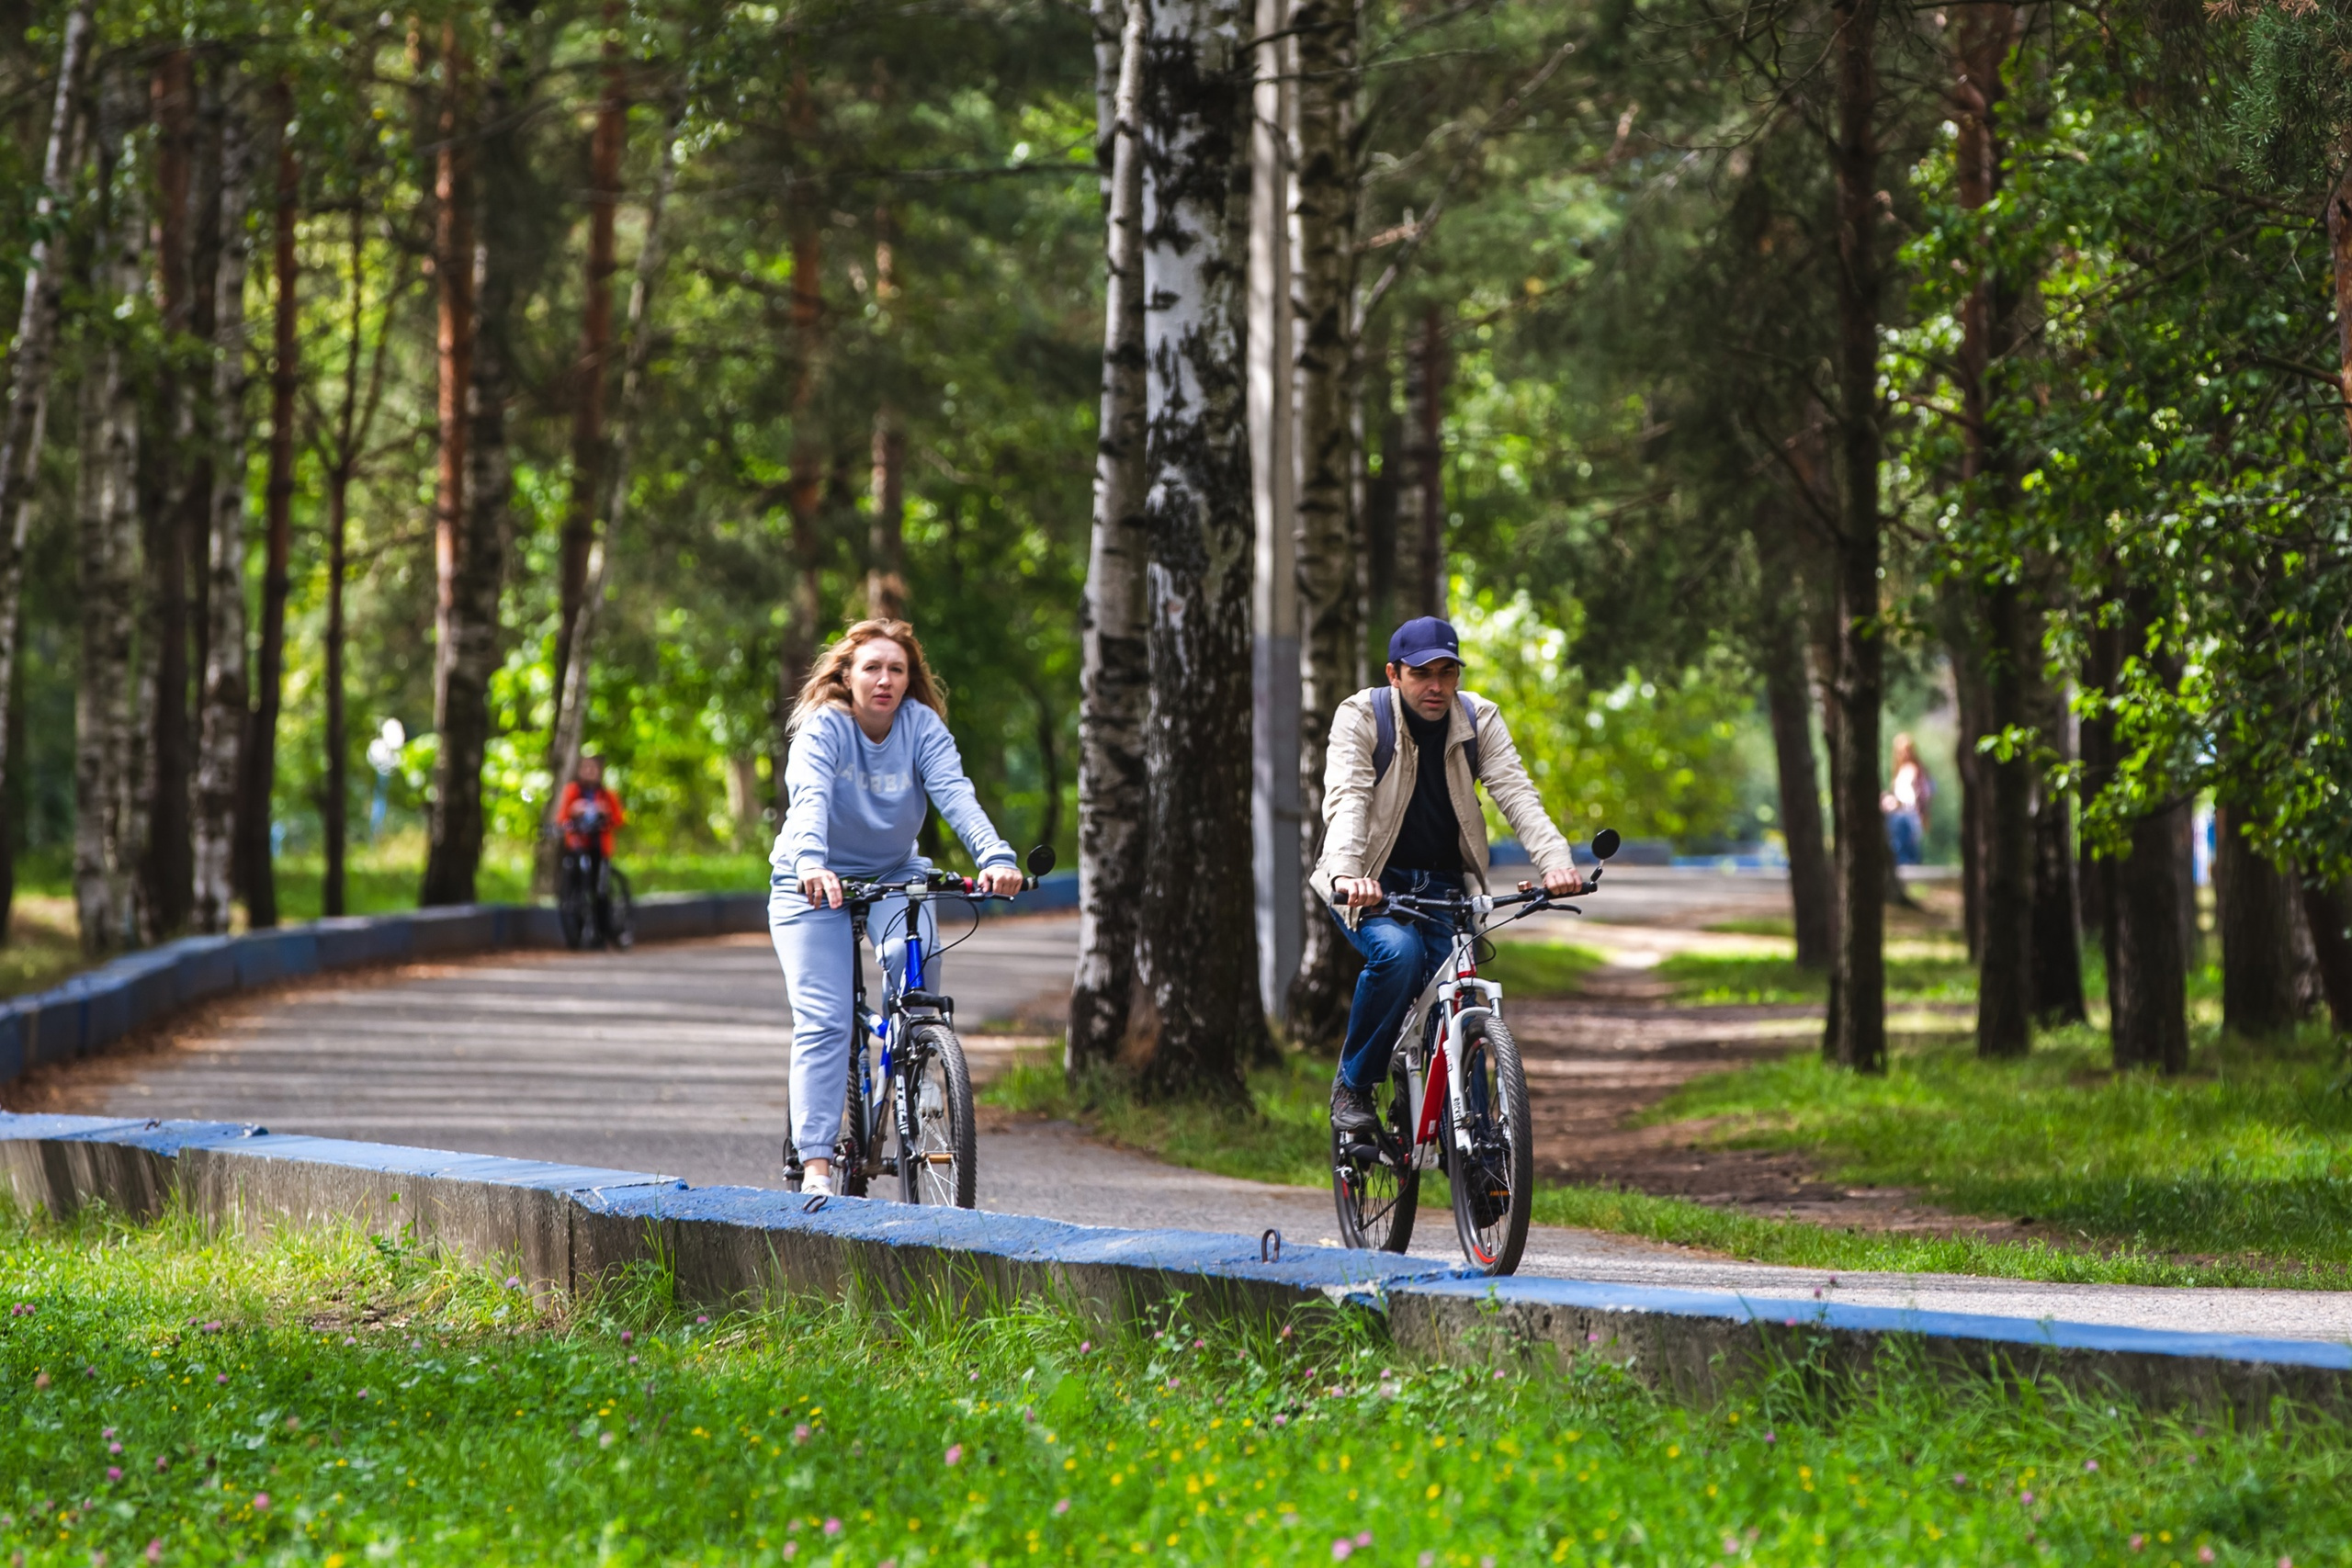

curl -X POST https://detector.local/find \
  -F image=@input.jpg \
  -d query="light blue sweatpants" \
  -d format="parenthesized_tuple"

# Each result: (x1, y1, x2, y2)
(769, 863, 941, 1159)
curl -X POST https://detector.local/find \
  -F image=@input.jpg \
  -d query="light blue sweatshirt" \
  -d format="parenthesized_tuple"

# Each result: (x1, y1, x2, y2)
(771, 703, 1015, 881)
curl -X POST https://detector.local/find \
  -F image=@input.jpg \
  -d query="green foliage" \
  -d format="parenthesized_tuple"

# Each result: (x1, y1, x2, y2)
(12, 1204, 2352, 1565)
(1454, 589, 1753, 846)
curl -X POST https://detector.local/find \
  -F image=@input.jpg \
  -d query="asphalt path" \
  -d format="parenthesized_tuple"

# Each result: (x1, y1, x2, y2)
(28, 869, 2352, 1344)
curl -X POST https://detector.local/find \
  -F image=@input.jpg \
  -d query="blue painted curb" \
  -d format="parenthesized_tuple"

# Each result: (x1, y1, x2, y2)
(0, 891, 768, 1090)
(5, 1111, 2346, 1423)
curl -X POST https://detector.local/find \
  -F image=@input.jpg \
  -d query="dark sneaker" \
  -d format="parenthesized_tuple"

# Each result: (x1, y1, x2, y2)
(1329, 1080, 1380, 1135)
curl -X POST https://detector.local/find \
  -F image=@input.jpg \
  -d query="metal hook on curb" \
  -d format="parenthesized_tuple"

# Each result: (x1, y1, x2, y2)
(1261, 1228, 1282, 1264)
(803, 1194, 829, 1213)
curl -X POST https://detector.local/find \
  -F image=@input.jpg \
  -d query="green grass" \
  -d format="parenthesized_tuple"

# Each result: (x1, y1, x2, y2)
(7, 1203, 2352, 1566)
(1643, 1026, 2352, 1281)
(1478, 940, 1610, 998)
(989, 1044, 2352, 1289)
(0, 896, 98, 1001)
(1657, 949, 1977, 1008)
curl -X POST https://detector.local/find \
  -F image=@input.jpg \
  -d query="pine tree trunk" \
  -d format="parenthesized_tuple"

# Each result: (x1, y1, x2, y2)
(1285, 0, 1361, 1042)
(2298, 879, 2352, 1034)
(1361, 319, 1399, 660)
(142, 46, 198, 937)
(866, 209, 909, 621)
(1975, 581, 2034, 1056)
(243, 89, 300, 930)
(424, 17, 526, 907)
(546, 115, 682, 823)
(1134, 0, 1268, 1095)
(1757, 555, 1832, 971)
(1410, 308, 1445, 617)
(0, 0, 94, 944)
(773, 66, 828, 811)
(2110, 800, 2191, 1073)
(2026, 666, 2086, 1024)
(1826, 0, 1887, 1073)
(324, 468, 350, 918)
(2216, 805, 2301, 1038)
(74, 83, 151, 954)
(192, 95, 255, 934)
(556, 7, 626, 704)
(1070, 0, 1154, 1075)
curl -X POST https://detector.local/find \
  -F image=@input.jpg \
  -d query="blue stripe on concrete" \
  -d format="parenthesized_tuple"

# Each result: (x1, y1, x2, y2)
(1390, 1274, 2352, 1371)
(213, 1130, 682, 1193)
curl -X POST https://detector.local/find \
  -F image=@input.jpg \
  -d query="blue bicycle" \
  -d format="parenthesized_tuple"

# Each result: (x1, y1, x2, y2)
(786, 845, 1054, 1207)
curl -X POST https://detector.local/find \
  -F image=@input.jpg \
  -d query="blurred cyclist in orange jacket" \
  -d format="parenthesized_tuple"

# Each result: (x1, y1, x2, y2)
(557, 754, 626, 858)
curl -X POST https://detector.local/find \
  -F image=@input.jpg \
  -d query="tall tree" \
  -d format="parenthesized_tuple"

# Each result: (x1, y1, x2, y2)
(865, 206, 908, 621)
(192, 89, 255, 934)
(555, 1, 627, 706)
(1133, 0, 1268, 1092)
(1823, 0, 1889, 1072)
(1286, 0, 1363, 1040)
(1070, 0, 1152, 1075)
(142, 45, 199, 937)
(242, 85, 300, 929)
(771, 62, 828, 808)
(73, 74, 150, 954)
(2216, 804, 2303, 1038)
(1755, 524, 1833, 970)
(0, 0, 94, 942)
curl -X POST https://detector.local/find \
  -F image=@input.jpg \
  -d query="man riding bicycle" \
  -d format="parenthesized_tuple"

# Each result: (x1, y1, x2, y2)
(1315, 615, 1587, 1136)
(769, 618, 1023, 1197)
(556, 754, 628, 947)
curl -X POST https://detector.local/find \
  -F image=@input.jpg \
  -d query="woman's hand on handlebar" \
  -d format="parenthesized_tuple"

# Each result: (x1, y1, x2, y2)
(976, 864, 1023, 897)
(799, 865, 845, 909)
(1333, 875, 1385, 908)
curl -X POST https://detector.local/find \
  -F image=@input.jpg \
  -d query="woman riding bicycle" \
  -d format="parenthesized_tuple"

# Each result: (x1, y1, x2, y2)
(771, 618, 1022, 1196)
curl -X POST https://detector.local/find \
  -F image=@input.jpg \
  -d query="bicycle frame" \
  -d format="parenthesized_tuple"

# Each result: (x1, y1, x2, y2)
(841, 878, 972, 1174)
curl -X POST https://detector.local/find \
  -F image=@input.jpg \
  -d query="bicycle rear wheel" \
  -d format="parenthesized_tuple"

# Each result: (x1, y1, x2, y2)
(897, 1023, 977, 1208)
(839, 1067, 872, 1198)
(1331, 1050, 1419, 1253)
(605, 865, 636, 950)
(1444, 1012, 1533, 1275)
(558, 860, 590, 951)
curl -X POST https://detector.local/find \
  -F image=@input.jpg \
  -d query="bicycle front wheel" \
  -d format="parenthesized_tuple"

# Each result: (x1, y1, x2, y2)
(897, 1022, 977, 1208)
(1444, 1012, 1533, 1276)
(1332, 1049, 1419, 1253)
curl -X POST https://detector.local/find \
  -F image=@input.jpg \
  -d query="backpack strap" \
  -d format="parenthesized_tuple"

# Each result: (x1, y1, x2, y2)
(1460, 694, 1480, 781)
(1369, 687, 1397, 784)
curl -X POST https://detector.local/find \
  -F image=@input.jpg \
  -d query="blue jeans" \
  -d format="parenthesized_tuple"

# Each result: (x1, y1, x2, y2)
(1335, 868, 1458, 1091)
(1886, 807, 1923, 867)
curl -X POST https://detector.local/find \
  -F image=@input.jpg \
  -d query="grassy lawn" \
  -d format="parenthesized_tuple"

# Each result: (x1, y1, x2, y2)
(1645, 1026, 2352, 1279)
(6, 1204, 2349, 1566)
(1655, 948, 1976, 1009)
(1479, 940, 1610, 998)
(986, 1055, 2340, 1290)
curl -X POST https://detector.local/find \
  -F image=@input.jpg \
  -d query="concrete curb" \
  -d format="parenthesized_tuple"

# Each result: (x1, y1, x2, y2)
(0, 892, 770, 1090)
(4, 1111, 2346, 1423)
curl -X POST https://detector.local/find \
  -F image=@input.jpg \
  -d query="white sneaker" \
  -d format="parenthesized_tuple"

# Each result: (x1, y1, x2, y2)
(801, 1169, 835, 1197)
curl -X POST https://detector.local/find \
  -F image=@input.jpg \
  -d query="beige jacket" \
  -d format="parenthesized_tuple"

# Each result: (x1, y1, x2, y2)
(1311, 687, 1577, 924)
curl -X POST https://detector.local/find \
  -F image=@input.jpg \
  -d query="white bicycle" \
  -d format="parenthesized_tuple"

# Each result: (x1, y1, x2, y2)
(1330, 828, 1620, 1275)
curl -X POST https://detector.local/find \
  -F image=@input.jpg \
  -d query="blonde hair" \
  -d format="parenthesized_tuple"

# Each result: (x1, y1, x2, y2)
(788, 618, 949, 736)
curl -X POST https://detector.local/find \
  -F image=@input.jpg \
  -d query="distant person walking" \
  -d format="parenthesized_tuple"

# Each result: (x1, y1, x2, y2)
(1882, 732, 1932, 867)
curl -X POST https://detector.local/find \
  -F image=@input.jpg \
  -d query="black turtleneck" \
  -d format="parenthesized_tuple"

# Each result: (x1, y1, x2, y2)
(1386, 701, 1462, 874)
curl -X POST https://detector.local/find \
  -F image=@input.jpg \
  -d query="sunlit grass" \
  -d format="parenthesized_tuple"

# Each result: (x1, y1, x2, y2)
(6, 1200, 2350, 1564)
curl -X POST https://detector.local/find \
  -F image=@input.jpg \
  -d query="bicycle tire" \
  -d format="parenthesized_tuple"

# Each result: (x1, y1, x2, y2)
(557, 860, 590, 951)
(898, 1022, 977, 1208)
(1444, 1011, 1533, 1276)
(606, 865, 636, 950)
(1331, 1050, 1419, 1253)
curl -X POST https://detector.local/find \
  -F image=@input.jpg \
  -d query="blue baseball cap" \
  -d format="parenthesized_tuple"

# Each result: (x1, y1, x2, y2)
(1387, 615, 1464, 670)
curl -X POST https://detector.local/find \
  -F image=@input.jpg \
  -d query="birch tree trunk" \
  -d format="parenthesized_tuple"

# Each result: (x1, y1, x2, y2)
(1134, 0, 1268, 1094)
(74, 85, 151, 954)
(1285, 0, 1361, 1043)
(547, 116, 682, 812)
(0, 0, 94, 942)
(192, 94, 255, 934)
(1069, 0, 1153, 1074)
(243, 89, 300, 929)
(1825, 0, 1888, 1073)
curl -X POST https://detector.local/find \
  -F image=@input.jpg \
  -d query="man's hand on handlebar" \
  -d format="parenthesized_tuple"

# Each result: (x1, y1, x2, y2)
(1334, 875, 1385, 908)
(800, 865, 845, 909)
(1536, 863, 1587, 898)
(977, 864, 1023, 897)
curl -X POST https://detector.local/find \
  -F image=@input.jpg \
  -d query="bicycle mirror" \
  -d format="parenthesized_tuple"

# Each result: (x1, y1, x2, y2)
(1591, 828, 1622, 862)
(1025, 844, 1057, 879)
